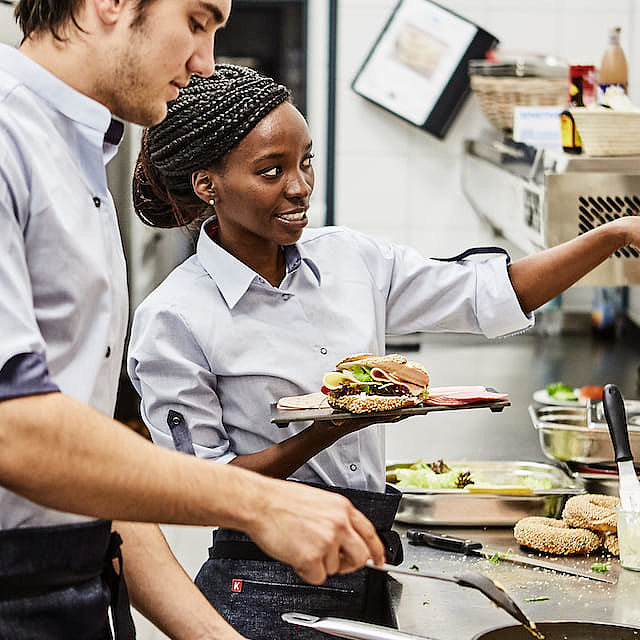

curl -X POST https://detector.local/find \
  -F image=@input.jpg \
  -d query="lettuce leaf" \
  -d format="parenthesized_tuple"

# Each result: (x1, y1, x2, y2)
(546, 382, 578, 401)
(351, 364, 373, 382)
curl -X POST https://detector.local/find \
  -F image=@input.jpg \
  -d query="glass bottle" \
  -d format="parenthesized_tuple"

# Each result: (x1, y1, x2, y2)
(598, 26, 628, 102)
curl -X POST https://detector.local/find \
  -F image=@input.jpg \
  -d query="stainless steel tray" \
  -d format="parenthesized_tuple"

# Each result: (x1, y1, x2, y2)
(387, 460, 583, 526)
(530, 403, 640, 465)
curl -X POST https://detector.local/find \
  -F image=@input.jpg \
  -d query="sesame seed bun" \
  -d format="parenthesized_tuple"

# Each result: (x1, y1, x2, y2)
(514, 516, 601, 555)
(562, 494, 620, 533)
(327, 393, 418, 414)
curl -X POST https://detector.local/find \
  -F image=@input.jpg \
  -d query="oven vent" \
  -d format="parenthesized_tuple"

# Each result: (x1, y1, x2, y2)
(577, 195, 640, 258)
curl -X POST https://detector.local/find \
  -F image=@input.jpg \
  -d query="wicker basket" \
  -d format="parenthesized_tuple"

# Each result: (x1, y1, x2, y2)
(570, 108, 640, 156)
(470, 75, 567, 131)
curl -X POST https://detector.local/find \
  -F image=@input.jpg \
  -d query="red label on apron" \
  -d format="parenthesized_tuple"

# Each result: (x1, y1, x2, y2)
(231, 579, 243, 593)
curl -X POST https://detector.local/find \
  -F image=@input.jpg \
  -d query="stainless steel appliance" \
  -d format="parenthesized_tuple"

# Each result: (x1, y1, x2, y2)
(462, 135, 640, 286)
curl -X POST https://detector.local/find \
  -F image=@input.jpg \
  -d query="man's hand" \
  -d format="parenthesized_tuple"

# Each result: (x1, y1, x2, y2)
(244, 480, 385, 584)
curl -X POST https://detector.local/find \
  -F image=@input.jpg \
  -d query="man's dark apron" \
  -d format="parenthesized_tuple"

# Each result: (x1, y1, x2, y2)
(195, 482, 403, 640)
(0, 520, 135, 640)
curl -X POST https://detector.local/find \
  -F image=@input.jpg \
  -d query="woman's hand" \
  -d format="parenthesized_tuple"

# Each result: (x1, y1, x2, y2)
(613, 215, 640, 249)
(328, 412, 405, 437)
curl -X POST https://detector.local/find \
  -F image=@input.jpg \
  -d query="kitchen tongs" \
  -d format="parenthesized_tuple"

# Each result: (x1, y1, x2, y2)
(366, 561, 537, 633)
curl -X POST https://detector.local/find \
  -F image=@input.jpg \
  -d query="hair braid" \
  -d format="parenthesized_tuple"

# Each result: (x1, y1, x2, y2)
(133, 65, 291, 228)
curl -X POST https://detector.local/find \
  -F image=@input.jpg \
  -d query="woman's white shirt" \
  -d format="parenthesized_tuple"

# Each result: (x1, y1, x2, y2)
(128, 224, 532, 492)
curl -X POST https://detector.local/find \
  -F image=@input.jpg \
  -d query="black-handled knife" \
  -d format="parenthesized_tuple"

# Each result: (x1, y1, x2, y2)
(603, 383, 633, 462)
(407, 530, 615, 583)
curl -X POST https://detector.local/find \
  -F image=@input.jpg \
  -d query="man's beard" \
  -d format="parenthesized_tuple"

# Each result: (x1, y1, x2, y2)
(100, 34, 168, 126)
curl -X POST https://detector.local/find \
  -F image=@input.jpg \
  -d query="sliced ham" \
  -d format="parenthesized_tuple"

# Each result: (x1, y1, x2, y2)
(369, 367, 413, 395)
(373, 361, 429, 388)
(424, 386, 508, 406)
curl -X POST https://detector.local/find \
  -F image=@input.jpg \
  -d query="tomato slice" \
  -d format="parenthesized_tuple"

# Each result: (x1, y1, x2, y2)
(579, 385, 604, 400)
(320, 385, 330, 395)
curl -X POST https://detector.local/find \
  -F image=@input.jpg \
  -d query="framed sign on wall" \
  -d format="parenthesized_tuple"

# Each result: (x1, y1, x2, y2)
(352, 0, 498, 139)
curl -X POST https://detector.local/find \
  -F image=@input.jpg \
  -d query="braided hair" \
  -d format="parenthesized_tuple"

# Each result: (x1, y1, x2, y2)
(133, 64, 291, 229)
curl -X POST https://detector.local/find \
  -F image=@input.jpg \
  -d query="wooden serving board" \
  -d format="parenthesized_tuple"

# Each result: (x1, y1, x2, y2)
(270, 398, 510, 427)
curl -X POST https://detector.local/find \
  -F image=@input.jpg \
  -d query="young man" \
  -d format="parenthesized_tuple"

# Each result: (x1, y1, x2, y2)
(0, 1, 384, 638)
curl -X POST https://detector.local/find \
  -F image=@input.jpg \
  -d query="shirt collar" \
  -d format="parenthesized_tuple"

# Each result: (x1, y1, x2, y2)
(293, 242, 322, 285)
(196, 219, 322, 309)
(0, 44, 119, 149)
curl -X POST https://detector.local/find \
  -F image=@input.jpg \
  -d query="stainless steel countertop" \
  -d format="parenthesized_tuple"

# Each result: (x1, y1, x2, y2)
(388, 524, 640, 640)
(384, 325, 640, 638)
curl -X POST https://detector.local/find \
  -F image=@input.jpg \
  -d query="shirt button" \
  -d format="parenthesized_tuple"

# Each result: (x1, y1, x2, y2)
(320, 347, 328, 355)
(282, 294, 291, 301)
(93, 196, 101, 208)
(105, 346, 111, 358)
(349, 463, 358, 472)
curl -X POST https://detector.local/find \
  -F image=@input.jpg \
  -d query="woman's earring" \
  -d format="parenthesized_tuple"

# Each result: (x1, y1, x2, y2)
(208, 197, 216, 206)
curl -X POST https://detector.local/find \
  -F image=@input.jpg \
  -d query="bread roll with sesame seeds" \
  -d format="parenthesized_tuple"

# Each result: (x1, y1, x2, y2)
(326, 353, 429, 413)
(562, 494, 620, 533)
(601, 532, 619, 556)
(514, 516, 601, 555)
(327, 393, 418, 414)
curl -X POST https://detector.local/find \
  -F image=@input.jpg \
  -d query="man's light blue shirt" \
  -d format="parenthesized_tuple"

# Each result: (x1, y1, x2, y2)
(0, 44, 128, 527)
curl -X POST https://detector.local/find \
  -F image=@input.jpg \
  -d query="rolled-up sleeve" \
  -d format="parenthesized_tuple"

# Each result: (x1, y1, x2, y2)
(0, 352, 60, 401)
(473, 254, 534, 338)
(127, 304, 236, 463)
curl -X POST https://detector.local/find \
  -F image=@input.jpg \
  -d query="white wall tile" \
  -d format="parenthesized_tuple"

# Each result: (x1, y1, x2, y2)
(484, 10, 560, 54)
(334, 152, 412, 231)
(337, 81, 413, 155)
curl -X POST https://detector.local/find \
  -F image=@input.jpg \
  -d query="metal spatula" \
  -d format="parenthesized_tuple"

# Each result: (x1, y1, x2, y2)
(366, 561, 537, 633)
(602, 384, 640, 511)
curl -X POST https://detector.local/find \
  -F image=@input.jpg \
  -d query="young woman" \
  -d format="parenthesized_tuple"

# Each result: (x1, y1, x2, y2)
(128, 64, 640, 638)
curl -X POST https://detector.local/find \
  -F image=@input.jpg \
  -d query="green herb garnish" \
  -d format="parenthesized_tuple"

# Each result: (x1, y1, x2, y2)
(524, 596, 549, 603)
(351, 364, 373, 382)
(488, 553, 502, 563)
(409, 564, 420, 571)
(591, 562, 610, 573)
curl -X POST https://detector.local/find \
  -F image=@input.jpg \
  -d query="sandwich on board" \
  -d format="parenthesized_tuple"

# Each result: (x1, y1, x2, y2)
(322, 353, 429, 414)
(275, 353, 508, 413)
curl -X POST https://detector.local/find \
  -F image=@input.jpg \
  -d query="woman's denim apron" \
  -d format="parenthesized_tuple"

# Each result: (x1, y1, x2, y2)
(0, 520, 135, 640)
(195, 483, 403, 640)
